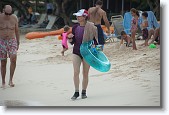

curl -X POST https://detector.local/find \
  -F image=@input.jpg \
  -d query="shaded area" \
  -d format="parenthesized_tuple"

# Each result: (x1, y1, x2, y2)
(0, 100, 44, 106)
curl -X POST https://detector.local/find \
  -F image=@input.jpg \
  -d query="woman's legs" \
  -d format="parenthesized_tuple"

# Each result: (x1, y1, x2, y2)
(71, 54, 90, 99)
(82, 60, 90, 90)
(71, 54, 82, 99)
(81, 60, 90, 99)
(72, 54, 82, 91)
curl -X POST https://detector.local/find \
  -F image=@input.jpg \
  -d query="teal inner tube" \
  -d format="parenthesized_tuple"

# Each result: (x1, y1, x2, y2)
(80, 40, 111, 72)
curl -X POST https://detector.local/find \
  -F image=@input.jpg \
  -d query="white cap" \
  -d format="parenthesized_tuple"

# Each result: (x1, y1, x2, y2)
(73, 9, 88, 17)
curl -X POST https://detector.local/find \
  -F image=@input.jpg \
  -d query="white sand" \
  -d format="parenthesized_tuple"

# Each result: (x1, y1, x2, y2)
(0, 35, 160, 106)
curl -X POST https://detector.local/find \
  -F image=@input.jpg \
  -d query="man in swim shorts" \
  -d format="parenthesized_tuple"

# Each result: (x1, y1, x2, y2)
(88, 0, 110, 46)
(0, 5, 20, 88)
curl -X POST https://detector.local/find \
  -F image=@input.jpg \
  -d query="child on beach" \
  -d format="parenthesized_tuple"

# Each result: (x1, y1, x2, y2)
(130, 8, 139, 50)
(61, 25, 70, 56)
(140, 11, 149, 46)
(120, 31, 132, 47)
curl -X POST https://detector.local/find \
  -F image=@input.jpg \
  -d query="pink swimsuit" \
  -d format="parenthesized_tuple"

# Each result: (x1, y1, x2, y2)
(62, 32, 68, 49)
(131, 17, 138, 32)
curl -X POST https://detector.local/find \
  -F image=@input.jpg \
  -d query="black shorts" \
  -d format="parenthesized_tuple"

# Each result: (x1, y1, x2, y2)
(95, 24, 104, 45)
(142, 28, 148, 40)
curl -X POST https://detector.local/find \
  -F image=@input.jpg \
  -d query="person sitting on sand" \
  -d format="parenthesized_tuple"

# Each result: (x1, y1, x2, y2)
(149, 27, 160, 45)
(61, 25, 70, 56)
(120, 31, 132, 47)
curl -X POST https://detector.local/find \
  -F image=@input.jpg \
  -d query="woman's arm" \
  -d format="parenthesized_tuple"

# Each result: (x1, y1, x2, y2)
(68, 33, 74, 44)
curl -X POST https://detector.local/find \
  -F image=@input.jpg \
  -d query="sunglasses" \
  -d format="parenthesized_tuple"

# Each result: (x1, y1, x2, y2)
(5, 12, 12, 15)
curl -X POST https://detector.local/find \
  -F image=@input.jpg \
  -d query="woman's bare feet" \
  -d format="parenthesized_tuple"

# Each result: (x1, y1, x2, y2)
(8, 81, 15, 87)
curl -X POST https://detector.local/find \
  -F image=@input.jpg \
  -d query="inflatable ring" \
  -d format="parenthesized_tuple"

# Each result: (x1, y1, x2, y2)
(80, 40, 111, 72)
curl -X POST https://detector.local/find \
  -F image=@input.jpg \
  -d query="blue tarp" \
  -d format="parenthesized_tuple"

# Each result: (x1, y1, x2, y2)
(123, 11, 160, 32)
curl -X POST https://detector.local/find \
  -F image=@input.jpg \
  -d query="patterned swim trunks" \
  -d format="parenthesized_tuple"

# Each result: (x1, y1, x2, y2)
(0, 38, 17, 59)
(142, 28, 148, 40)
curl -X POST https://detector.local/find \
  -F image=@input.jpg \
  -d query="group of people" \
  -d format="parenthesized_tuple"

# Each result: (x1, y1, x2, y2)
(120, 8, 160, 50)
(60, 1, 160, 100)
(0, 0, 160, 101)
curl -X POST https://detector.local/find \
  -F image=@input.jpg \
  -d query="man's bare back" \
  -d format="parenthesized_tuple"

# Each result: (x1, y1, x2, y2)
(88, 6, 110, 33)
(88, 7, 104, 25)
(0, 14, 18, 39)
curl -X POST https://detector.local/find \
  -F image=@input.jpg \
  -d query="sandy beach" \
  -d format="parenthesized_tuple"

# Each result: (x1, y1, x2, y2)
(0, 34, 160, 106)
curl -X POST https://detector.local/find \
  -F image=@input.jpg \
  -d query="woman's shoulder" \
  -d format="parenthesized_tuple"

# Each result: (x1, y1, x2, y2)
(86, 21, 95, 26)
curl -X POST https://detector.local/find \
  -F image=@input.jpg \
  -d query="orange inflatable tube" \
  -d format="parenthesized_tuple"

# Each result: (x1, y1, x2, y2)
(25, 25, 114, 40)
(25, 27, 72, 39)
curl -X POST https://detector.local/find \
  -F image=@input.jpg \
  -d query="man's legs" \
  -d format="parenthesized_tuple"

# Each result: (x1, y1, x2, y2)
(9, 54, 17, 87)
(1, 59, 7, 88)
(95, 25, 105, 45)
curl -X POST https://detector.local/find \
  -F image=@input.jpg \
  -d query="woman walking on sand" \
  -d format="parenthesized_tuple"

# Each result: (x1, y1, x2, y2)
(68, 9, 98, 100)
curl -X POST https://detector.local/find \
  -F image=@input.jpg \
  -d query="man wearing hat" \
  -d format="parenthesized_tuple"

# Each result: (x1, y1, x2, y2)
(0, 5, 20, 88)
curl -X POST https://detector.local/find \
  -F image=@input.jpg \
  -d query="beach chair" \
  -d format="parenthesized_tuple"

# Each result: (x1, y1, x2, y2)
(36, 15, 58, 29)
(37, 13, 47, 25)
(46, 15, 57, 29)
(111, 15, 126, 39)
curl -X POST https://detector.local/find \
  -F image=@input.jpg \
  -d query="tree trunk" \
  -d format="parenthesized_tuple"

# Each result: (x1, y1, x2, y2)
(54, 0, 77, 26)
